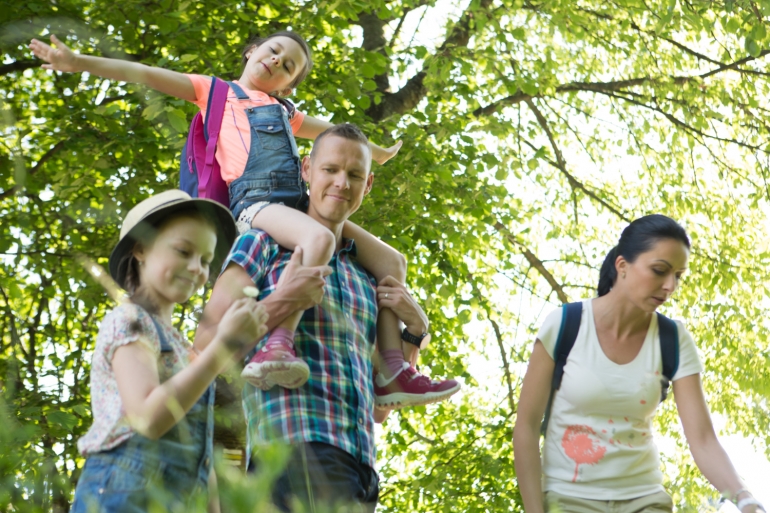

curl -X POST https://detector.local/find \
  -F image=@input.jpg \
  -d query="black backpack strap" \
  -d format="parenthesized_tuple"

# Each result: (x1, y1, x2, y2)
(541, 302, 583, 436)
(656, 313, 679, 402)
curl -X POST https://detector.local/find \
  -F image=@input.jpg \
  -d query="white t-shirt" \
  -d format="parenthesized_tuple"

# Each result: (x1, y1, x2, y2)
(537, 299, 703, 500)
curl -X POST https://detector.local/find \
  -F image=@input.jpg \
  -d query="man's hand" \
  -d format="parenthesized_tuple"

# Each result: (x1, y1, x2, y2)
(376, 275, 428, 336)
(29, 35, 82, 73)
(276, 246, 332, 311)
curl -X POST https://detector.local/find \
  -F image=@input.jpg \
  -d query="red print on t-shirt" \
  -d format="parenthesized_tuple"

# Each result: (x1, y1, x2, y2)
(562, 425, 608, 482)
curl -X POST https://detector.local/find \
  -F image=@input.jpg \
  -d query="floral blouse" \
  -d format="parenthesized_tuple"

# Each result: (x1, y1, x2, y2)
(77, 302, 195, 455)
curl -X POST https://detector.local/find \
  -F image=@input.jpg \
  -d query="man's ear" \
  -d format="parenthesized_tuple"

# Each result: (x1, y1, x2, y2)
(364, 172, 374, 196)
(301, 155, 312, 182)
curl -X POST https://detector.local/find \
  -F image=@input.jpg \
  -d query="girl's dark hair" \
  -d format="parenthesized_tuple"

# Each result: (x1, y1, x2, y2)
(241, 31, 313, 89)
(122, 207, 215, 313)
(597, 214, 690, 297)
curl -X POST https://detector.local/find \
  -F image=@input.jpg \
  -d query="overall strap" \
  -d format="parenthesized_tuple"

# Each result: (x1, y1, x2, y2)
(147, 315, 173, 353)
(225, 80, 250, 100)
(656, 313, 680, 402)
(541, 301, 582, 437)
(271, 96, 296, 119)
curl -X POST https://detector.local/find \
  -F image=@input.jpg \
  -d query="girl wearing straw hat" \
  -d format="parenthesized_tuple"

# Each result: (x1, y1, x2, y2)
(71, 190, 268, 512)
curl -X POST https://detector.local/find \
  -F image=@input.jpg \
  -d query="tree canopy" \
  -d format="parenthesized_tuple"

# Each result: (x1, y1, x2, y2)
(2, 0, 770, 510)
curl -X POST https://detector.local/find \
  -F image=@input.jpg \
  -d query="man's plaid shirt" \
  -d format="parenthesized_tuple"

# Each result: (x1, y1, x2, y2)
(225, 230, 378, 468)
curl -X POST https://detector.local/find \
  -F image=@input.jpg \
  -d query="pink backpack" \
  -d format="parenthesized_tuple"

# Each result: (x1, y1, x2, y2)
(179, 77, 230, 207)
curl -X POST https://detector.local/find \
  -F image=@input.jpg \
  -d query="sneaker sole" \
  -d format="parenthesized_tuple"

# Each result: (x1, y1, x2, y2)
(375, 383, 462, 410)
(242, 362, 310, 390)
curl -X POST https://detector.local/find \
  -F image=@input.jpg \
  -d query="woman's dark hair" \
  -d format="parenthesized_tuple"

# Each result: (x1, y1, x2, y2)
(597, 214, 690, 297)
(240, 31, 313, 89)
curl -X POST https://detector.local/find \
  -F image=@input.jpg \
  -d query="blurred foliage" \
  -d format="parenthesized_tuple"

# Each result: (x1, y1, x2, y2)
(3, 0, 770, 510)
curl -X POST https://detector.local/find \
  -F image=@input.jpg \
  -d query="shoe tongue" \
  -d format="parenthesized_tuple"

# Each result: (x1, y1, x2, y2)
(266, 340, 292, 350)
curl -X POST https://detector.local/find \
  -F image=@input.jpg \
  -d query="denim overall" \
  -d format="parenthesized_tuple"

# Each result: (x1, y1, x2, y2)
(71, 317, 215, 513)
(226, 81, 308, 221)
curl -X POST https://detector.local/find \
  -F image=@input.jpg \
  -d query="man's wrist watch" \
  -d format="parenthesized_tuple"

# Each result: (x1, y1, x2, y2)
(401, 327, 431, 350)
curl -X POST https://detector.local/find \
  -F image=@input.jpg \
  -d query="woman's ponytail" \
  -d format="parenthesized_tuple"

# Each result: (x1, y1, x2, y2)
(596, 215, 691, 297)
(597, 246, 619, 297)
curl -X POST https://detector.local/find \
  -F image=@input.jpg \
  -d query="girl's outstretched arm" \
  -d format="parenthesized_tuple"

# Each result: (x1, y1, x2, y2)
(295, 115, 403, 165)
(29, 34, 197, 101)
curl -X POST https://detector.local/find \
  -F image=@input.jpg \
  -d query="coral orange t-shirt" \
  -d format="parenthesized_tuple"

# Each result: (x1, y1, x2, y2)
(186, 74, 306, 185)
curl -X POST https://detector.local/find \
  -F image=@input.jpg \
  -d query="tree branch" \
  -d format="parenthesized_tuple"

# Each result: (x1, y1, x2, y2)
(0, 140, 67, 200)
(524, 98, 631, 221)
(493, 222, 570, 304)
(0, 60, 39, 77)
(473, 49, 770, 118)
(489, 317, 516, 416)
(366, 0, 494, 121)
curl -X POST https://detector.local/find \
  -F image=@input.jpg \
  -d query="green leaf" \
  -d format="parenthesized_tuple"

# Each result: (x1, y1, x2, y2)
(46, 411, 78, 431)
(166, 108, 188, 132)
(745, 36, 761, 57)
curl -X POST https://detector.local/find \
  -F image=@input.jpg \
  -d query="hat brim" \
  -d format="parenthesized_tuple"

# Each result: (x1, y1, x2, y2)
(109, 198, 236, 291)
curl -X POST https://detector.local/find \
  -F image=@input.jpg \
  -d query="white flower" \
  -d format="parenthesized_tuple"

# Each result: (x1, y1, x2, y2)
(243, 286, 260, 298)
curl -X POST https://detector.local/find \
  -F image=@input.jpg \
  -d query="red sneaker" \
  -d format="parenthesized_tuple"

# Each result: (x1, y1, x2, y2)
(241, 340, 310, 390)
(374, 362, 461, 410)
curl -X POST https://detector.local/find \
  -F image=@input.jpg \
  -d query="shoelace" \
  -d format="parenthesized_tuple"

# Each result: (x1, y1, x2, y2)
(261, 339, 294, 352)
(403, 366, 441, 385)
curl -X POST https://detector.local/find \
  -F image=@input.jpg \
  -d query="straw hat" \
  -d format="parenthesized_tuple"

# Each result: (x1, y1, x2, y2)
(109, 190, 236, 290)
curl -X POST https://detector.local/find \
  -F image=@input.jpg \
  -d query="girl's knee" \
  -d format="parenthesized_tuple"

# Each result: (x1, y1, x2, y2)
(305, 227, 336, 265)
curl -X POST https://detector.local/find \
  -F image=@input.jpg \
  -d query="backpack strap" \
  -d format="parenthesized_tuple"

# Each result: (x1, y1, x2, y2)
(656, 313, 679, 402)
(197, 77, 230, 197)
(541, 301, 583, 437)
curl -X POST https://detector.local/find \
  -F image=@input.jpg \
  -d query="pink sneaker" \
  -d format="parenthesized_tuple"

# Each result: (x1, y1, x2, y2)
(374, 362, 461, 410)
(241, 340, 310, 390)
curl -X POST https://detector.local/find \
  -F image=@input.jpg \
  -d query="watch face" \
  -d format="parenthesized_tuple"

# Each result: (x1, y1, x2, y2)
(418, 333, 431, 350)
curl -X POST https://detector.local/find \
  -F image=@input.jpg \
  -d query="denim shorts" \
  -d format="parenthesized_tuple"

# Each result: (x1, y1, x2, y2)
(70, 449, 208, 512)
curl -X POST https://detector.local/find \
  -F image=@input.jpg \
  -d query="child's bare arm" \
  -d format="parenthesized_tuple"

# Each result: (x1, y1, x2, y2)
(342, 221, 406, 283)
(29, 34, 197, 101)
(295, 115, 403, 165)
(114, 298, 267, 440)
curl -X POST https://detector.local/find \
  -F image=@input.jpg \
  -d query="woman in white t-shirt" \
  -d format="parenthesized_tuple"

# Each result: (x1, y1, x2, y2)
(513, 215, 764, 513)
